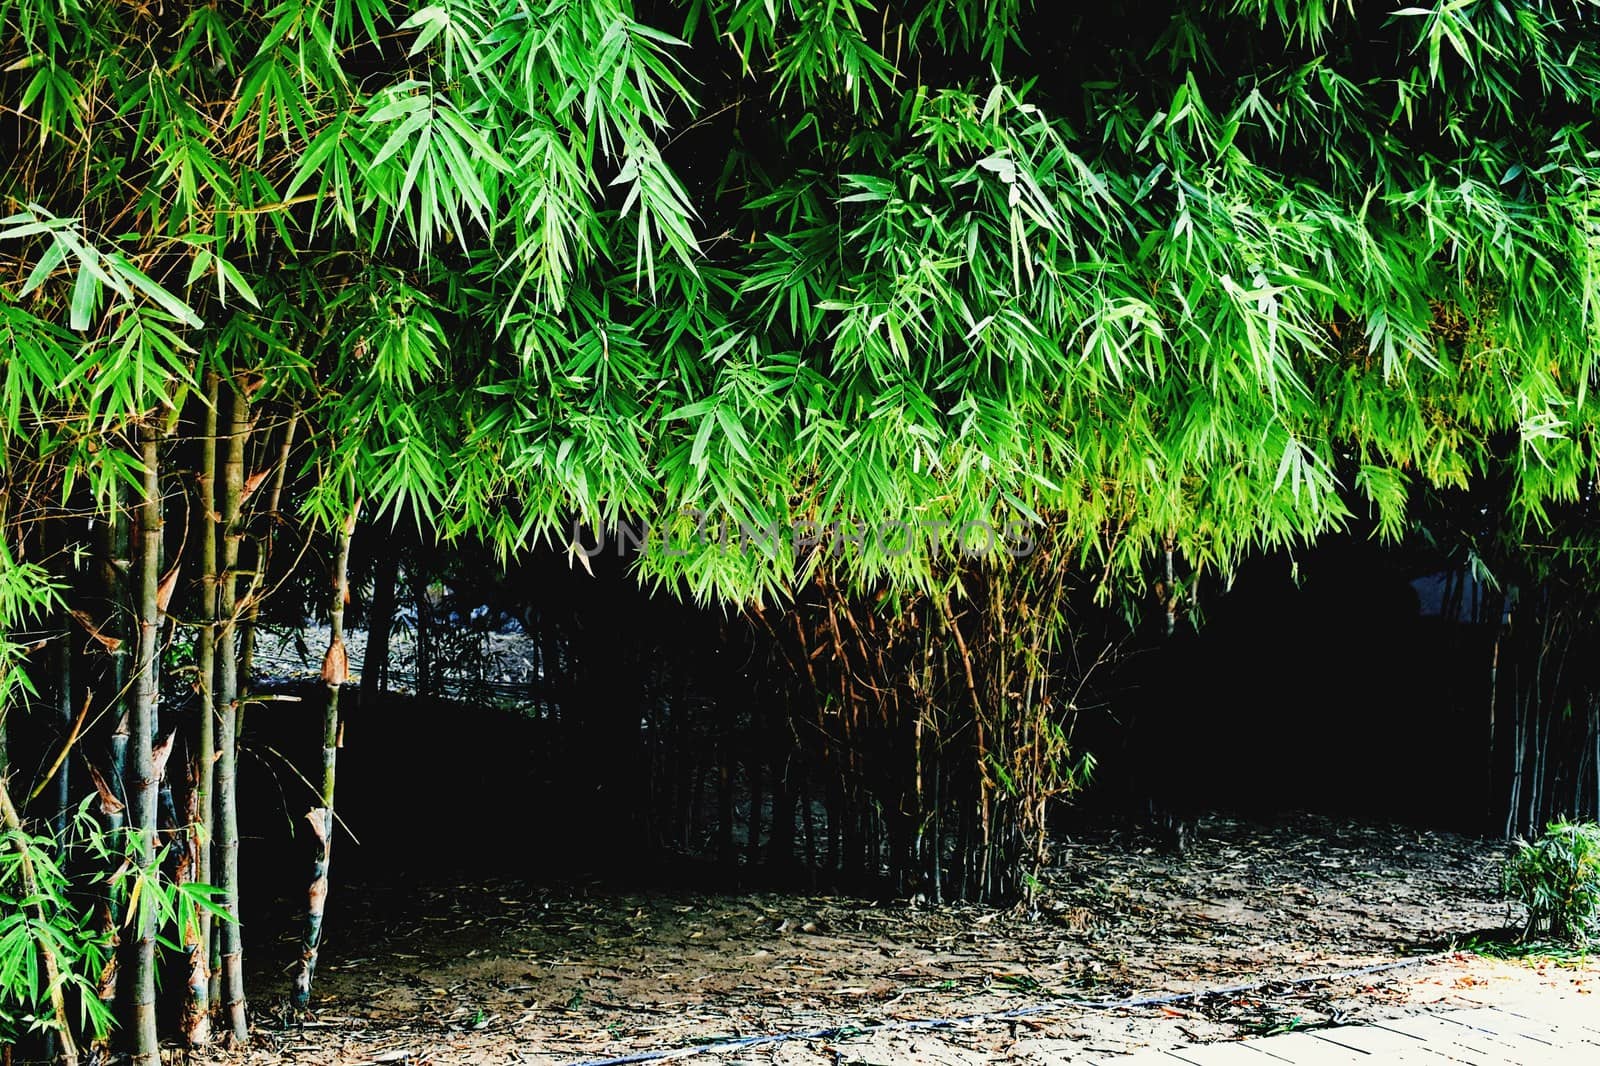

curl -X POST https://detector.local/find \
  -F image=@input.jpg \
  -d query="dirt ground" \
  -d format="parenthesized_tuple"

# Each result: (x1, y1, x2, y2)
(203, 814, 1596, 1065)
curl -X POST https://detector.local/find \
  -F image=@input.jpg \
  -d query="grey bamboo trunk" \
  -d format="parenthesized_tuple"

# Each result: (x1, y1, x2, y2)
(52, 510, 74, 842)
(216, 387, 249, 1044)
(105, 487, 131, 836)
(188, 371, 220, 1047)
(237, 414, 296, 734)
(291, 509, 355, 1010)
(90, 483, 130, 1037)
(126, 426, 161, 1065)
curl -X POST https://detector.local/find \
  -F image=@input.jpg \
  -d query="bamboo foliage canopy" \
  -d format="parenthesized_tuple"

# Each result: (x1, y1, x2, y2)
(1, 0, 1598, 600)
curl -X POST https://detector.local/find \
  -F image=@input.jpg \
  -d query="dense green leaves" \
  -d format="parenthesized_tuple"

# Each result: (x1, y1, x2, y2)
(0, 0, 1596, 599)
(0, 2, 1596, 1040)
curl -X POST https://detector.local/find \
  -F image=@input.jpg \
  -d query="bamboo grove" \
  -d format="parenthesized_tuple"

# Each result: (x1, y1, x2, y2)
(0, 0, 1599, 1059)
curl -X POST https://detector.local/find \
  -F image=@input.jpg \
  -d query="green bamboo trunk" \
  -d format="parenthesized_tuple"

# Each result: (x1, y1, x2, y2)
(53, 614, 72, 839)
(290, 508, 355, 1010)
(215, 386, 249, 1044)
(47, 505, 75, 844)
(105, 484, 131, 835)
(187, 371, 220, 1047)
(237, 414, 296, 735)
(91, 482, 130, 1032)
(125, 425, 162, 1065)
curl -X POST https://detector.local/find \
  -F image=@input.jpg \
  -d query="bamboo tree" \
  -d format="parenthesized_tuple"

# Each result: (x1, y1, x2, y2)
(215, 386, 250, 1045)
(87, 484, 130, 1034)
(46, 510, 75, 845)
(238, 412, 298, 721)
(103, 489, 130, 837)
(290, 503, 357, 1011)
(0, 8, 1598, 1037)
(414, 564, 433, 699)
(124, 422, 162, 1065)
(186, 371, 220, 1048)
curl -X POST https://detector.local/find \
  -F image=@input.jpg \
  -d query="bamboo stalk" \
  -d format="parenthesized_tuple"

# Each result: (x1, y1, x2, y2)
(1567, 695, 1590, 820)
(1591, 702, 1599, 822)
(53, 517, 74, 843)
(414, 565, 432, 698)
(716, 658, 735, 866)
(216, 384, 250, 1045)
(672, 668, 693, 848)
(91, 481, 130, 1037)
(188, 370, 220, 1047)
(928, 726, 942, 904)
(746, 748, 764, 868)
(237, 413, 297, 721)
(915, 620, 940, 902)
(1532, 610, 1549, 830)
(940, 588, 993, 899)
(1163, 535, 1176, 638)
(290, 505, 356, 1011)
(798, 771, 817, 873)
(105, 485, 131, 837)
(769, 747, 795, 872)
(125, 424, 162, 1066)
(717, 751, 734, 867)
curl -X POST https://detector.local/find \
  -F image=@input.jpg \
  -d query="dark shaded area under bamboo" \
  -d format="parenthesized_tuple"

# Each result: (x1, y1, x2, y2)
(229, 530, 1596, 909)
(6, 495, 1598, 1063)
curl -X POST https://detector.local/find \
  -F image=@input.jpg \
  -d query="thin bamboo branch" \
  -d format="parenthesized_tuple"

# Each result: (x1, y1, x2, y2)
(26, 690, 92, 805)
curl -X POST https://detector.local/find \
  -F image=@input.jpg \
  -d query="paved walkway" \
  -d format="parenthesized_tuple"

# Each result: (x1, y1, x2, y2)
(1094, 1001, 1600, 1065)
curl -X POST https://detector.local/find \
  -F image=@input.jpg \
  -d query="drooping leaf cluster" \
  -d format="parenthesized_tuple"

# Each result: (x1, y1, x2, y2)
(1, 0, 1597, 601)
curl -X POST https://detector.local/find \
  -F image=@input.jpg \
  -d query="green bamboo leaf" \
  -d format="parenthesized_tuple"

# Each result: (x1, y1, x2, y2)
(400, 4, 450, 55)
(370, 109, 430, 171)
(69, 263, 99, 331)
(20, 239, 67, 296)
(106, 255, 204, 327)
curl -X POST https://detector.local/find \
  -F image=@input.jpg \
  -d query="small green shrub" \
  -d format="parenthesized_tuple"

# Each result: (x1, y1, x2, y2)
(1501, 820, 1600, 945)
(0, 802, 115, 1048)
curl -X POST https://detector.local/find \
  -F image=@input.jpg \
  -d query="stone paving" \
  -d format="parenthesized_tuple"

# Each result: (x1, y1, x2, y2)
(1093, 999, 1600, 1065)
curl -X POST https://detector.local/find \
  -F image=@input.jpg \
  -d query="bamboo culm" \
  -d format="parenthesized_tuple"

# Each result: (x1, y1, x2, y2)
(105, 488, 131, 836)
(125, 424, 162, 1065)
(91, 480, 129, 1034)
(52, 509, 74, 843)
(290, 505, 356, 1011)
(188, 371, 220, 1048)
(215, 386, 250, 1044)
(237, 413, 297, 735)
